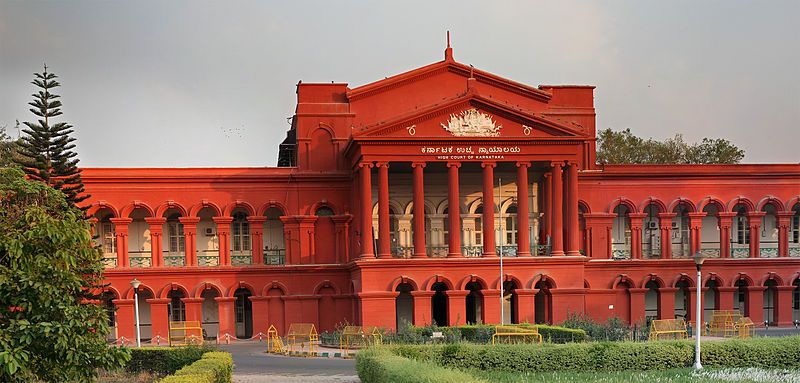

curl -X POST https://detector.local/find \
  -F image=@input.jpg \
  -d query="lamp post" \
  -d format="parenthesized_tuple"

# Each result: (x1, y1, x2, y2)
(130, 278, 142, 348)
(692, 253, 705, 370)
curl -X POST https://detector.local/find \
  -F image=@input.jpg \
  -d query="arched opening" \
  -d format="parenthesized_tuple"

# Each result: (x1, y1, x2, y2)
(163, 209, 186, 266)
(672, 204, 691, 258)
(612, 204, 632, 259)
(136, 288, 154, 340)
(101, 291, 118, 340)
(731, 203, 750, 258)
(308, 128, 336, 170)
(760, 203, 779, 257)
(534, 279, 553, 324)
(395, 283, 414, 329)
(264, 207, 285, 264)
(197, 207, 220, 266)
(128, 207, 152, 267)
(93, 209, 117, 268)
(793, 279, 800, 322)
(502, 280, 518, 324)
(642, 204, 661, 258)
(314, 206, 337, 263)
(200, 288, 220, 339)
(763, 279, 778, 325)
(615, 280, 632, 324)
(234, 287, 253, 338)
(578, 204, 588, 256)
(230, 210, 252, 265)
(167, 289, 186, 322)
(701, 204, 720, 257)
(790, 203, 800, 257)
(317, 285, 337, 333)
(431, 282, 448, 326)
(734, 278, 749, 316)
(465, 282, 484, 324)
(502, 204, 518, 256)
(675, 279, 691, 320)
(644, 280, 660, 323)
(704, 279, 720, 320)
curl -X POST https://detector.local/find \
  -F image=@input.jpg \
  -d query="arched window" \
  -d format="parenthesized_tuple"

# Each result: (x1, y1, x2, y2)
(734, 205, 750, 245)
(167, 289, 186, 322)
(791, 204, 800, 248)
(612, 204, 631, 258)
(96, 214, 116, 255)
(642, 204, 660, 258)
(231, 212, 251, 253)
(166, 213, 185, 254)
(672, 204, 691, 258)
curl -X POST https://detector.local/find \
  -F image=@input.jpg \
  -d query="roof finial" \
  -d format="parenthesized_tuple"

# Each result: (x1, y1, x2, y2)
(444, 30, 454, 61)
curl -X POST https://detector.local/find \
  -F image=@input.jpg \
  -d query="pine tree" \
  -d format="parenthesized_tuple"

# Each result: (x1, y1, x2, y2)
(16, 65, 90, 211)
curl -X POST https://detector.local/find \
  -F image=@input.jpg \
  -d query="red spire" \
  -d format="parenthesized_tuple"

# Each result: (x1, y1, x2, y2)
(444, 31, 454, 61)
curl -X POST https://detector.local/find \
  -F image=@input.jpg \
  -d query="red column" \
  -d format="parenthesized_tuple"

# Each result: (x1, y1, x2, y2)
(629, 213, 647, 259)
(543, 173, 552, 245)
(482, 289, 502, 324)
(549, 162, 565, 256)
(332, 215, 353, 263)
(717, 287, 737, 311)
(516, 162, 532, 256)
(215, 297, 237, 339)
(565, 162, 581, 256)
(110, 218, 132, 268)
(447, 162, 462, 257)
(179, 217, 200, 266)
(776, 286, 794, 326)
(182, 298, 204, 322)
(628, 288, 647, 325)
(584, 213, 615, 259)
(249, 296, 270, 336)
(659, 213, 676, 259)
(145, 217, 165, 267)
(746, 286, 765, 324)
(114, 299, 135, 343)
(213, 216, 233, 266)
(411, 162, 427, 258)
(777, 213, 792, 257)
(481, 162, 497, 257)
(658, 288, 678, 319)
(411, 291, 433, 326)
(688, 213, 705, 256)
(718, 213, 736, 258)
(359, 162, 374, 259)
(247, 216, 266, 264)
(515, 289, 537, 323)
(147, 298, 170, 340)
(445, 290, 469, 326)
(377, 163, 392, 258)
(748, 212, 765, 258)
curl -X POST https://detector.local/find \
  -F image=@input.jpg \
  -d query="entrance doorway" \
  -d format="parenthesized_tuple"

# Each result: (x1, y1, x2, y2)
(234, 288, 253, 339)
(465, 282, 483, 324)
(431, 282, 448, 326)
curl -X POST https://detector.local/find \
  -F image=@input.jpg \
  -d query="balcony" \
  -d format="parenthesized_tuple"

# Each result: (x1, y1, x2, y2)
(264, 249, 285, 265)
(198, 250, 220, 266)
(231, 250, 252, 266)
(163, 251, 185, 267)
(102, 254, 117, 268)
(129, 250, 152, 267)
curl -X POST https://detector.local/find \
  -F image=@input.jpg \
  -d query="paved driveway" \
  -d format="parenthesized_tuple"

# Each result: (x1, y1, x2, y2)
(219, 342, 359, 383)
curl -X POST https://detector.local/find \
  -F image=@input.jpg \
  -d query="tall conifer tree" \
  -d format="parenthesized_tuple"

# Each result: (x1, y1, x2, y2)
(16, 65, 90, 211)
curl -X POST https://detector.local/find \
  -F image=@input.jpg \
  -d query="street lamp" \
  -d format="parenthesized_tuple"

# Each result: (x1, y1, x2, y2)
(692, 253, 705, 370)
(130, 278, 142, 348)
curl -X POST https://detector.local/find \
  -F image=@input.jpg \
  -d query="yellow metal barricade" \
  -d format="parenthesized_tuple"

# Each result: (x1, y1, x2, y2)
(168, 321, 204, 346)
(708, 310, 742, 338)
(737, 317, 755, 338)
(492, 325, 542, 345)
(267, 325, 286, 354)
(648, 319, 688, 341)
(286, 323, 318, 356)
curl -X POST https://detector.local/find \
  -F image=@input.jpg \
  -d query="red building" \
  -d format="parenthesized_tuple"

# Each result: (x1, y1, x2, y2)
(87, 45, 800, 344)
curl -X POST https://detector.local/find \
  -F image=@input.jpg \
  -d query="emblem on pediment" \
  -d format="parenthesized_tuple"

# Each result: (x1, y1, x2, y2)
(440, 109, 501, 137)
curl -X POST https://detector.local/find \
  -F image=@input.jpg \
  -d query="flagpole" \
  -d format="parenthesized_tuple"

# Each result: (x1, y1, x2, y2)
(499, 177, 504, 325)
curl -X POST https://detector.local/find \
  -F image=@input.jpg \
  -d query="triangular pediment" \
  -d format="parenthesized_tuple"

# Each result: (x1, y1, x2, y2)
(352, 94, 586, 140)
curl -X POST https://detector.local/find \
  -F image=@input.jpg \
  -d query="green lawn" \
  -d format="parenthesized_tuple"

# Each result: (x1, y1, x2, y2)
(474, 368, 800, 383)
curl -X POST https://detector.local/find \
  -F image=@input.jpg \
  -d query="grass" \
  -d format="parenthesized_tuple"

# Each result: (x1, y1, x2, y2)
(474, 368, 800, 383)
(97, 369, 159, 383)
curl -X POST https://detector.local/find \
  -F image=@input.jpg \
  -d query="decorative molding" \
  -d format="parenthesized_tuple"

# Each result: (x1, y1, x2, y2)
(440, 109, 501, 137)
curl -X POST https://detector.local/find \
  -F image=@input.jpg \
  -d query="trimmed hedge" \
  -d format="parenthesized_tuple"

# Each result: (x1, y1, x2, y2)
(159, 351, 233, 383)
(385, 336, 800, 373)
(126, 346, 215, 375)
(356, 347, 485, 383)
(385, 323, 587, 344)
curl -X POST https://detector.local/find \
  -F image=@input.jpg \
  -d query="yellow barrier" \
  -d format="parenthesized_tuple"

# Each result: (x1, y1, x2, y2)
(267, 325, 285, 354)
(286, 323, 318, 356)
(648, 319, 688, 341)
(492, 325, 542, 345)
(737, 317, 755, 338)
(168, 321, 204, 346)
(708, 310, 742, 338)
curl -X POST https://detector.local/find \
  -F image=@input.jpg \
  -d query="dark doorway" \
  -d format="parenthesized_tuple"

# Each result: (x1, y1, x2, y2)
(465, 282, 483, 324)
(431, 282, 448, 326)
(234, 288, 253, 338)
(395, 283, 414, 329)
(503, 281, 518, 324)
(735, 279, 749, 316)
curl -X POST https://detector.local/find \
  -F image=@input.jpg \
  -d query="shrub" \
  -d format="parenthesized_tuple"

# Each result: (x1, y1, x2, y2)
(126, 346, 216, 375)
(560, 312, 631, 341)
(382, 323, 587, 345)
(356, 347, 485, 383)
(159, 351, 233, 383)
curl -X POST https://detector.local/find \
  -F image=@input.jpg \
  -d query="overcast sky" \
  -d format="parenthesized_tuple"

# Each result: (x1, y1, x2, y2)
(1, 1, 798, 167)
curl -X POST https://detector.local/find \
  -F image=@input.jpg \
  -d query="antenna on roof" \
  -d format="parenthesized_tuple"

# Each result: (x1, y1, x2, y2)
(444, 31, 454, 61)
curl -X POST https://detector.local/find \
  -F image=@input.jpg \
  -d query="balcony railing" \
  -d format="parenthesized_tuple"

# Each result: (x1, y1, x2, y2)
(731, 247, 750, 259)
(612, 247, 631, 260)
(163, 252, 185, 267)
(231, 250, 252, 266)
(536, 244, 551, 256)
(391, 246, 413, 258)
(759, 246, 779, 258)
(427, 246, 448, 257)
(699, 248, 720, 258)
(264, 249, 285, 265)
(498, 245, 518, 257)
(791, 246, 800, 257)
(102, 255, 117, 268)
(198, 250, 220, 267)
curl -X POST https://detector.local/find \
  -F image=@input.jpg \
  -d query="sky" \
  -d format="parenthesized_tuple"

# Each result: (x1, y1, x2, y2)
(1, 1, 798, 167)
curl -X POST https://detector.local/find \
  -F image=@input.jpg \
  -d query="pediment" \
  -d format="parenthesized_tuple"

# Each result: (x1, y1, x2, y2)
(352, 94, 586, 140)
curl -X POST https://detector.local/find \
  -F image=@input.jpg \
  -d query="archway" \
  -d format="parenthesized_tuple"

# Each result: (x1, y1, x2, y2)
(264, 207, 285, 264)
(230, 210, 252, 265)
(502, 280, 518, 324)
(578, 204, 588, 256)
(731, 203, 750, 258)
(167, 289, 186, 322)
(642, 203, 661, 258)
(644, 280, 660, 323)
(465, 281, 483, 324)
(675, 279, 691, 320)
(431, 282, 448, 326)
(672, 204, 691, 258)
(136, 288, 154, 340)
(128, 207, 152, 267)
(101, 291, 118, 340)
(93, 209, 117, 268)
(704, 279, 720, 320)
(197, 206, 220, 266)
(701, 204, 720, 257)
(315, 206, 336, 263)
(763, 279, 778, 325)
(534, 280, 553, 324)
(791, 203, 800, 256)
(200, 288, 220, 339)
(234, 287, 253, 338)
(759, 203, 779, 257)
(612, 204, 631, 258)
(395, 283, 414, 329)
(734, 278, 749, 316)
(163, 208, 186, 266)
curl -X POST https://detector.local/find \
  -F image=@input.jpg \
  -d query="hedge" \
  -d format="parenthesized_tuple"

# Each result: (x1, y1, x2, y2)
(126, 346, 215, 375)
(384, 323, 587, 344)
(385, 336, 800, 373)
(356, 347, 486, 383)
(159, 351, 233, 383)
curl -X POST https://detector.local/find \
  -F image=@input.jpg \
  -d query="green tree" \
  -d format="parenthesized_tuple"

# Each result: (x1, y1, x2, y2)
(0, 167, 129, 382)
(16, 65, 90, 211)
(596, 128, 745, 164)
(0, 122, 21, 167)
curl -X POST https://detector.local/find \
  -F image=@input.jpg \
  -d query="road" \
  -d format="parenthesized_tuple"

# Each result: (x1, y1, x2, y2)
(219, 342, 359, 383)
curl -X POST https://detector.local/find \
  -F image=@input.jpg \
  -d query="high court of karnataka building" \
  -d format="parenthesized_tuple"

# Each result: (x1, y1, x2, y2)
(86, 45, 800, 343)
